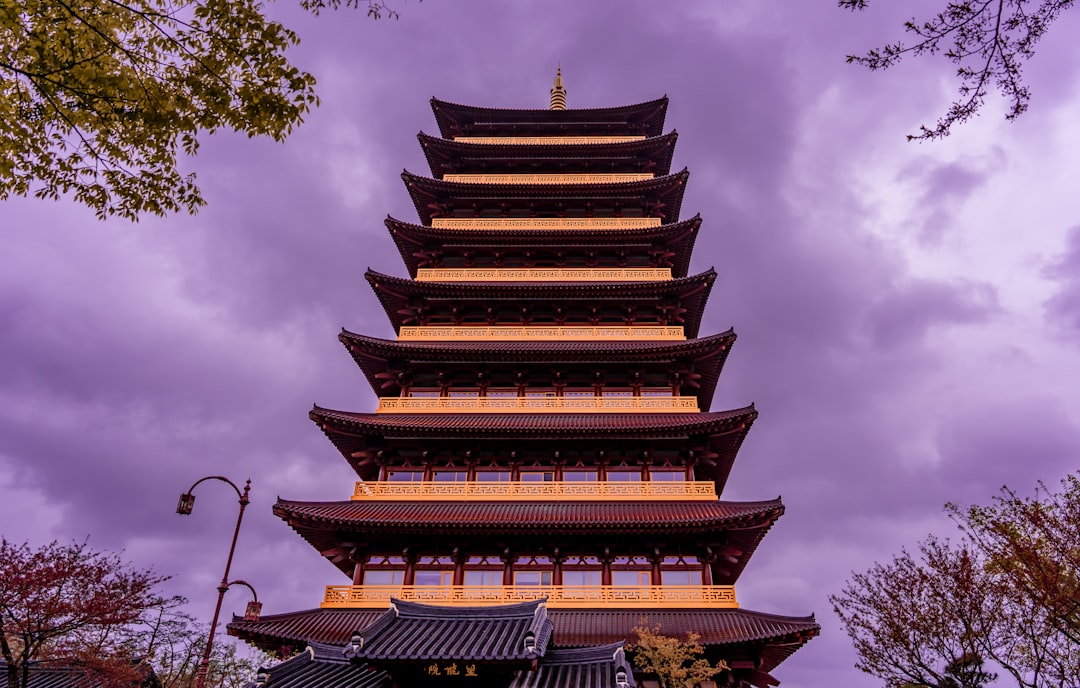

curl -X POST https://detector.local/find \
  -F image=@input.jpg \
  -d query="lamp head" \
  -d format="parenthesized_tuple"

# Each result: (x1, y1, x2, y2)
(244, 601, 263, 622)
(176, 492, 195, 515)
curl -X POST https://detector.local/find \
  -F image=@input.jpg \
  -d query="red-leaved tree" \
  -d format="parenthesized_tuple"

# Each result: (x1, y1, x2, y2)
(0, 538, 171, 688)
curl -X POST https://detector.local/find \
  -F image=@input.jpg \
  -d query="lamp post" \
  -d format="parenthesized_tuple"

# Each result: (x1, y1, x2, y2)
(177, 476, 251, 688)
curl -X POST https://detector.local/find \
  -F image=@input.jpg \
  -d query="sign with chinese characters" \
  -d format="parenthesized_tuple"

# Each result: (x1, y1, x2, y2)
(426, 662, 479, 678)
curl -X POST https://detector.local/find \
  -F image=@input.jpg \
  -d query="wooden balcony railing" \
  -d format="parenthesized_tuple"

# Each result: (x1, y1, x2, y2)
(442, 173, 654, 185)
(396, 326, 685, 342)
(322, 584, 738, 609)
(415, 267, 671, 282)
(351, 480, 717, 502)
(451, 136, 646, 145)
(429, 218, 662, 230)
(375, 397, 700, 414)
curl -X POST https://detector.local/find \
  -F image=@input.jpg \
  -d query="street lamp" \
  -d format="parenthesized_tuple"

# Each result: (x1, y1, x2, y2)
(177, 476, 251, 688)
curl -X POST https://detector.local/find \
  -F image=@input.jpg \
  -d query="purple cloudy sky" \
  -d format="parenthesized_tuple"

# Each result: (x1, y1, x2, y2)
(3, 1, 1080, 685)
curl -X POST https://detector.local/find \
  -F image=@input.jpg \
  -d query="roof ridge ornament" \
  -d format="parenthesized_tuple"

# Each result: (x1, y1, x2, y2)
(549, 67, 567, 110)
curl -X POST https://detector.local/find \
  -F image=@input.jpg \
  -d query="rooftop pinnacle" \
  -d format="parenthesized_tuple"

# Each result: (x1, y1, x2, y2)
(549, 67, 567, 110)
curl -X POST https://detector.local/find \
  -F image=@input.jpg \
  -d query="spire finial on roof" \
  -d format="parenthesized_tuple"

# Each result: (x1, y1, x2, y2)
(549, 66, 567, 110)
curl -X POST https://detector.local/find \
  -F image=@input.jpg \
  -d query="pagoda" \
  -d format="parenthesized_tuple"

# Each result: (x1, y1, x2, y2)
(230, 71, 819, 688)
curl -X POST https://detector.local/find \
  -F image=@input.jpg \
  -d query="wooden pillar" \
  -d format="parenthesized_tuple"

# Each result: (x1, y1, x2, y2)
(403, 550, 416, 586)
(351, 558, 365, 586)
(452, 548, 465, 586)
(502, 550, 514, 586)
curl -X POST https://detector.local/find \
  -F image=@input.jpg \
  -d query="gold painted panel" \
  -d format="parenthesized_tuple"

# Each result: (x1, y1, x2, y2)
(442, 173, 653, 185)
(414, 268, 671, 282)
(451, 136, 646, 145)
(352, 480, 717, 501)
(429, 218, 663, 230)
(375, 397, 700, 414)
(397, 326, 685, 341)
(322, 584, 738, 609)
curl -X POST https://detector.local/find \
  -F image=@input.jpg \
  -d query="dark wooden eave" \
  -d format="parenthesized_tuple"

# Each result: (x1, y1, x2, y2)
(364, 268, 716, 337)
(418, 131, 678, 177)
(308, 405, 756, 491)
(402, 169, 689, 225)
(229, 606, 819, 677)
(275, 498, 782, 583)
(431, 97, 669, 138)
(338, 329, 735, 411)
(385, 215, 702, 278)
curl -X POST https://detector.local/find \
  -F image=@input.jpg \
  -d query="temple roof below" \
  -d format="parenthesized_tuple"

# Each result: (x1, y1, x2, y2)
(250, 640, 635, 688)
(229, 606, 819, 675)
(352, 599, 551, 664)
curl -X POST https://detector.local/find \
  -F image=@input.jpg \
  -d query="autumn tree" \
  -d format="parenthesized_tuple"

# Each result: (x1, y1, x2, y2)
(0, 538, 171, 688)
(137, 601, 271, 688)
(0, 0, 403, 220)
(840, 0, 1076, 139)
(830, 473, 1080, 688)
(630, 624, 728, 688)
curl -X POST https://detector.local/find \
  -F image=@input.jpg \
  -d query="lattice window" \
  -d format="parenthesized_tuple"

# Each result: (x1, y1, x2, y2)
(641, 388, 674, 397)
(660, 570, 702, 585)
(413, 570, 454, 587)
(363, 570, 404, 585)
(387, 470, 424, 482)
(562, 470, 597, 482)
(463, 570, 501, 586)
(519, 470, 554, 482)
(432, 470, 468, 482)
(514, 571, 552, 587)
(649, 470, 686, 482)
(474, 470, 511, 482)
(607, 470, 642, 482)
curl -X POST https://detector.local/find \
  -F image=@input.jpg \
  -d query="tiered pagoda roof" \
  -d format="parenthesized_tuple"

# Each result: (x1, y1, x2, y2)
(231, 606, 818, 677)
(402, 169, 689, 225)
(385, 215, 702, 277)
(339, 329, 735, 410)
(419, 131, 678, 177)
(431, 96, 669, 138)
(275, 498, 781, 583)
(309, 405, 757, 489)
(365, 267, 715, 335)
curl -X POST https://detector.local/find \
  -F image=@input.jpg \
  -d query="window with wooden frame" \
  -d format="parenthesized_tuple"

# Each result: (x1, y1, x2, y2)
(562, 469, 598, 482)
(431, 469, 468, 482)
(513, 555, 552, 587)
(519, 470, 555, 482)
(640, 387, 674, 397)
(606, 469, 642, 482)
(649, 469, 686, 482)
(562, 555, 603, 590)
(474, 469, 511, 482)
(413, 555, 455, 587)
(660, 556, 702, 585)
(611, 555, 652, 586)
(386, 470, 424, 482)
(363, 555, 405, 586)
